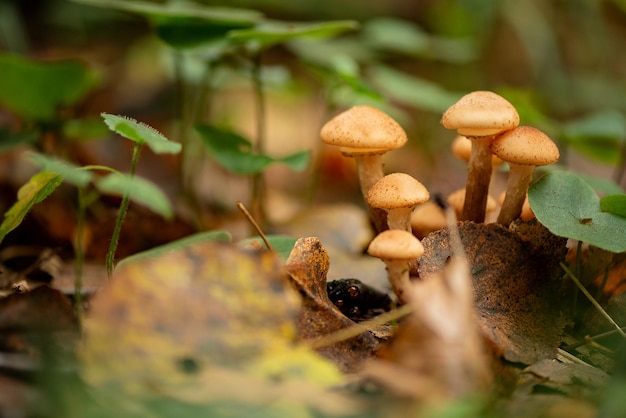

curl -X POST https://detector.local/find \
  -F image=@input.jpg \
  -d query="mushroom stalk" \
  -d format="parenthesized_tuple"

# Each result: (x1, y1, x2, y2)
(497, 164, 535, 226)
(382, 259, 413, 304)
(462, 137, 493, 223)
(354, 154, 384, 199)
(387, 207, 414, 232)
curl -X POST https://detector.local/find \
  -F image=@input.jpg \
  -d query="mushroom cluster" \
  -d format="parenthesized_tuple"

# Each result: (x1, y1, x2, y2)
(319, 96, 559, 305)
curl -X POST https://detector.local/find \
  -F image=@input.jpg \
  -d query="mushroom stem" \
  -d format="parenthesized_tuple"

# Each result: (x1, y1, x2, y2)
(383, 259, 413, 304)
(497, 164, 535, 226)
(387, 207, 414, 232)
(461, 137, 493, 223)
(354, 154, 388, 233)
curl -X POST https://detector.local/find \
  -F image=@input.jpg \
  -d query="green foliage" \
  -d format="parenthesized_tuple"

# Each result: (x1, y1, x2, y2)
(0, 53, 98, 121)
(27, 152, 94, 188)
(561, 109, 626, 164)
(116, 230, 232, 269)
(528, 171, 626, 253)
(95, 172, 174, 220)
(101, 113, 182, 154)
(196, 124, 310, 175)
(0, 171, 63, 244)
(600, 194, 626, 217)
(238, 235, 298, 261)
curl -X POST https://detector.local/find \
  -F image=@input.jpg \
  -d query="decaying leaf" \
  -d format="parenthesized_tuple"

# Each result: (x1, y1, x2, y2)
(418, 221, 568, 365)
(362, 253, 492, 402)
(80, 242, 348, 414)
(285, 237, 380, 372)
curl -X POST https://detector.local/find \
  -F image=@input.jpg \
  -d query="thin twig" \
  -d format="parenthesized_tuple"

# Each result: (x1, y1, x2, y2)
(236, 201, 273, 254)
(307, 304, 413, 350)
(560, 261, 626, 339)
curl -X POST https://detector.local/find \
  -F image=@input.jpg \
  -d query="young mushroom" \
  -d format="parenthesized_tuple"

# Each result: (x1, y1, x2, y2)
(366, 172, 430, 232)
(368, 229, 424, 305)
(442, 91, 519, 223)
(447, 187, 497, 221)
(321, 106, 408, 232)
(490, 126, 559, 226)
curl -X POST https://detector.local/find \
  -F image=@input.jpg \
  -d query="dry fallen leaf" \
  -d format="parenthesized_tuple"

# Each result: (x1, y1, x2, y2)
(285, 237, 381, 372)
(418, 221, 568, 365)
(80, 242, 348, 414)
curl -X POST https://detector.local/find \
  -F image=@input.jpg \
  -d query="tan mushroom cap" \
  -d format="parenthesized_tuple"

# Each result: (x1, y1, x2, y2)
(490, 126, 560, 166)
(441, 91, 520, 137)
(368, 229, 424, 260)
(367, 172, 430, 209)
(321, 105, 408, 153)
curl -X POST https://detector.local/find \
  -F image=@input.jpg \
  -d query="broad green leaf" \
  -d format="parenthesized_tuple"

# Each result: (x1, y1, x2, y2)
(117, 230, 232, 269)
(577, 173, 625, 196)
(196, 124, 310, 175)
(27, 152, 94, 188)
(0, 171, 63, 244)
(228, 19, 359, 51)
(101, 113, 181, 154)
(561, 109, 626, 164)
(95, 173, 173, 220)
(529, 171, 626, 253)
(63, 117, 111, 142)
(362, 17, 430, 56)
(368, 65, 460, 113)
(600, 194, 626, 217)
(0, 53, 98, 121)
(238, 235, 298, 261)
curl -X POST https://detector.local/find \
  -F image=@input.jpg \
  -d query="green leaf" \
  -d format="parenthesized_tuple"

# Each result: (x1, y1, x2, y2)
(0, 171, 63, 244)
(600, 194, 626, 217)
(116, 230, 232, 269)
(95, 173, 173, 220)
(238, 235, 298, 262)
(368, 65, 461, 113)
(576, 173, 625, 196)
(101, 113, 181, 154)
(529, 171, 626, 253)
(0, 53, 98, 121)
(362, 17, 430, 56)
(228, 19, 359, 51)
(561, 109, 626, 164)
(196, 124, 310, 175)
(27, 152, 94, 188)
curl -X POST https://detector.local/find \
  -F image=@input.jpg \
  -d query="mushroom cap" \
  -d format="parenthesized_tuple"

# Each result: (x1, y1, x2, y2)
(490, 126, 560, 166)
(451, 135, 504, 166)
(368, 229, 424, 260)
(367, 172, 430, 209)
(441, 91, 520, 137)
(321, 105, 408, 153)
(410, 201, 446, 239)
(447, 188, 497, 216)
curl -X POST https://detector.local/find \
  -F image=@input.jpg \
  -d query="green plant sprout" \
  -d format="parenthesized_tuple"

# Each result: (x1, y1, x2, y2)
(101, 113, 181, 278)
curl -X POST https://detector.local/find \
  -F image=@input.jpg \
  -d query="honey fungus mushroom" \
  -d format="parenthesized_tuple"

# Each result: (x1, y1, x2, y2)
(442, 91, 519, 223)
(367, 173, 430, 232)
(368, 229, 424, 305)
(490, 126, 559, 226)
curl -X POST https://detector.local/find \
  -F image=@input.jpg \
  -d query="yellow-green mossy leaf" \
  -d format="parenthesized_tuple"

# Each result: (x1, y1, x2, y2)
(80, 242, 341, 398)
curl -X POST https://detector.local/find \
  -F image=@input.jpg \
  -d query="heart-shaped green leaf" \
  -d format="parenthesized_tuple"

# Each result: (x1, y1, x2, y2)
(0, 53, 98, 121)
(0, 171, 63, 244)
(95, 172, 173, 220)
(528, 171, 626, 253)
(196, 124, 310, 175)
(102, 113, 181, 154)
(561, 109, 626, 164)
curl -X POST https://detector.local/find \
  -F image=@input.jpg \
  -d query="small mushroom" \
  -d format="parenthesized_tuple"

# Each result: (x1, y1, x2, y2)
(368, 229, 424, 304)
(498, 191, 535, 223)
(442, 92, 519, 223)
(410, 201, 447, 239)
(490, 126, 559, 226)
(366, 172, 430, 232)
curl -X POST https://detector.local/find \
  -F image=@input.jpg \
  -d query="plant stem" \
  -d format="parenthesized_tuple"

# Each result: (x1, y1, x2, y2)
(106, 142, 142, 278)
(250, 52, 267, 228)
(73, 187, 87, 323)
(560, 261, 626, 339)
